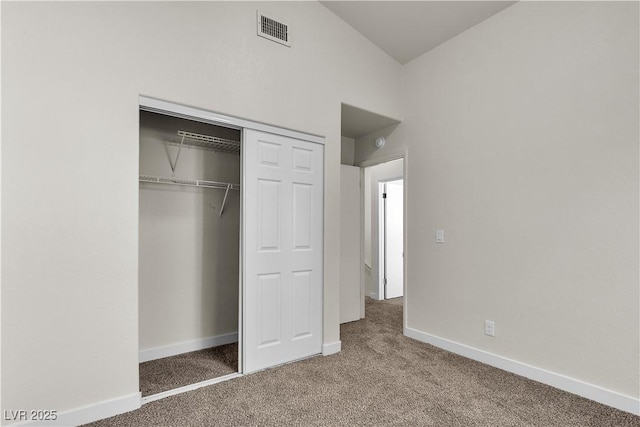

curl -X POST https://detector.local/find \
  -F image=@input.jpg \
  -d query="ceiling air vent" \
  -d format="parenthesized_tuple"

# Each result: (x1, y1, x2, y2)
(257, 11, 291, 47)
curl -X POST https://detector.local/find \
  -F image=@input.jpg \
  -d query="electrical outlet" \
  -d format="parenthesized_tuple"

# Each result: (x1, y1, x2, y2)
(484, 320, 495, 337)
(435, 229, 445, 243)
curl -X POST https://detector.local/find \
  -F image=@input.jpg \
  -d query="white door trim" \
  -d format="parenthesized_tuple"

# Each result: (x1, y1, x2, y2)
(358, 150, 408, 332)
(139, 95, 324, 145)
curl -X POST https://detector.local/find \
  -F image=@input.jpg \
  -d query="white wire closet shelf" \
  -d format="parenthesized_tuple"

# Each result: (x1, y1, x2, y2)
(165, 131, 240, 175)
(172, 131, 240, 155)
(139, 175, 240, 216)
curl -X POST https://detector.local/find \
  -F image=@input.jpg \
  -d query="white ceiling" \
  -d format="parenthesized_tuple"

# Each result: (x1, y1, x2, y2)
(321, 1, 516, 64)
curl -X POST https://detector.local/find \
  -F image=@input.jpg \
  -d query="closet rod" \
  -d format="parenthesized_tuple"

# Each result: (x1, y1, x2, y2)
(170, 132, 187, 173)
(139, 175, 240, 191)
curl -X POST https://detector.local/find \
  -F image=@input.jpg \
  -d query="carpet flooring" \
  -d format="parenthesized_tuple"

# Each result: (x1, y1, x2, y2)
(89, 298, 639, 426)
(139, 343, 238, 396)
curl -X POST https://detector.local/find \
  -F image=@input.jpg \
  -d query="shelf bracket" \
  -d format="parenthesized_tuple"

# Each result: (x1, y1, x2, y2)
(170, 133, 187, 174)
(219, 183, 232, 217)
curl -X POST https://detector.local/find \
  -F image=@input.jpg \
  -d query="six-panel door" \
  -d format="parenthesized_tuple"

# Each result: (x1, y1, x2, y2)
(243, 129, 323, 373)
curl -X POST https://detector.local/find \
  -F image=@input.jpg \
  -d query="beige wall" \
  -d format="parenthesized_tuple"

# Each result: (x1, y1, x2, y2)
(355, 123, 404, 166)
(341, 136, 355, 165)
(365, 1, 638, 399)
(3, 0, 638, 419)
(339, 165, 361, 323)
(1, 1, 401, 417)
(0, 2, 3, 413)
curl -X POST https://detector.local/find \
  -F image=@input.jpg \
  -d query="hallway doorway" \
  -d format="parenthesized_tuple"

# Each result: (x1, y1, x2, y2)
(362, 158, 404, 303)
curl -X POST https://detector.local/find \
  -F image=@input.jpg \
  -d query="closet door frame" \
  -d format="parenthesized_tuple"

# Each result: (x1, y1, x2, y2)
(138, 95, 325, 378)
(139, 96, 324, 145)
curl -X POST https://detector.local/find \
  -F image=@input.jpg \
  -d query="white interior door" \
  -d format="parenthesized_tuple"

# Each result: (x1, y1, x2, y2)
(384, 180, 403, 299)
(243, 129, 323, 374)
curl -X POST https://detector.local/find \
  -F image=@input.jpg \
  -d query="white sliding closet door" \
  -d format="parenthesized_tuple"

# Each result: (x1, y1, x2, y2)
(243, 129, 323, 374)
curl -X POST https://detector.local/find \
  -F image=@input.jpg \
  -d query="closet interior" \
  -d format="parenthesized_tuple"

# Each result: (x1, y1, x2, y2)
(138, 110, 240, 397)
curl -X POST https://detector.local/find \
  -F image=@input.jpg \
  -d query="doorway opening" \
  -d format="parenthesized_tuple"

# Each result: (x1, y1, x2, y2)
(362, 158, 405, 307)
(138, 110, 241, 399)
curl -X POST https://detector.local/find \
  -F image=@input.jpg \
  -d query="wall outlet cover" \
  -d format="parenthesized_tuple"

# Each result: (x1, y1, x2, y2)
(484, 320, 495, 337)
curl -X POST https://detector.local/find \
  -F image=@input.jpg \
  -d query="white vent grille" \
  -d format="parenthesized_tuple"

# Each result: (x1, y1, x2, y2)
(257, 11, 291, 47)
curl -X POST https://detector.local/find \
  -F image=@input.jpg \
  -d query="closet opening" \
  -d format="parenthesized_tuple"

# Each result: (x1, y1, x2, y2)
(137, 95, 325, 403)
(138, 110, 241, 399)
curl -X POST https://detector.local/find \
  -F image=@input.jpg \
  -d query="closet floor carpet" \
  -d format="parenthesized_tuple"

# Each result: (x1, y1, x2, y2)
(139, 344, 238, 396)
(91, 298, 638, 426)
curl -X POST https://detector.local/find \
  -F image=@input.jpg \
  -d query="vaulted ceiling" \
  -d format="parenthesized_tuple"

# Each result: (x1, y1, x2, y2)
(321, 1, 516, 64)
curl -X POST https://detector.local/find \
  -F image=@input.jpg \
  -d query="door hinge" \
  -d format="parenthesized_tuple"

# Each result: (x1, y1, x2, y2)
(382, 193, 387, 199)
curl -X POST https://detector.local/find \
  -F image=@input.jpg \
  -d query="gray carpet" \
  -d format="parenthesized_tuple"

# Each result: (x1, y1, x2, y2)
(89, 298, 639, 426)
(139, 343, 238, 396)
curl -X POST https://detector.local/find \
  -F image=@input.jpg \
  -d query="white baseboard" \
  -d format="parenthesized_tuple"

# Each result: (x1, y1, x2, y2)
(139, 332, 238, 363)
(10, 392, 141, 426)
(322, 340, 341, 356)
(404, 327, 640, 416)
(368, 292, 379, 300)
